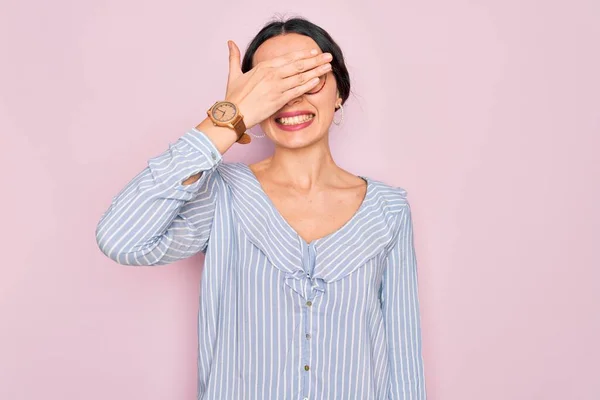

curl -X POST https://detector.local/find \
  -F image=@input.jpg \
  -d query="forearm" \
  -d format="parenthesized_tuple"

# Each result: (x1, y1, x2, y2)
(182, 117, 240, 185)
(96, 127, 223, 265)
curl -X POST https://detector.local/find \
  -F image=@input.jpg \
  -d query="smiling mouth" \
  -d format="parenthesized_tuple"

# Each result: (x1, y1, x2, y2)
(275, 113, 316, 126)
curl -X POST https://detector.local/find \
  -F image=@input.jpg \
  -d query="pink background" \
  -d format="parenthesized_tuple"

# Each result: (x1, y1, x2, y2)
(1, 0, 599, 399)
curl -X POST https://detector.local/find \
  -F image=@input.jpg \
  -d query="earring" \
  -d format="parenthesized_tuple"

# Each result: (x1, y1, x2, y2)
(333, 104, 344, 126)
(247, 124, 266, 139)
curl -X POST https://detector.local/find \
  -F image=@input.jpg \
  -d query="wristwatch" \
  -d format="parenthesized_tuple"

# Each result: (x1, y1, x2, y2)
(206, 100, 251, 144)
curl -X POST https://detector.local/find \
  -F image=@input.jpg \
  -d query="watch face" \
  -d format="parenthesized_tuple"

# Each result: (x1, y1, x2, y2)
(211, 101, 237, 122)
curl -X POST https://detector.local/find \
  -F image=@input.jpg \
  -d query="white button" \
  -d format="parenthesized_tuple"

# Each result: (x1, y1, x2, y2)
(303, 397, 309, 400)
(210, 152, 217, 160)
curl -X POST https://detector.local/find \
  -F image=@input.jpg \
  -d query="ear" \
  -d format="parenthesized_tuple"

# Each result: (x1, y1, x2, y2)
(335, 91, 342, 109)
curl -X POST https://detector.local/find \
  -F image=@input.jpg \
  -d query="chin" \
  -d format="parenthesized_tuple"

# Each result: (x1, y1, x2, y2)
(271, 125, 326, 148)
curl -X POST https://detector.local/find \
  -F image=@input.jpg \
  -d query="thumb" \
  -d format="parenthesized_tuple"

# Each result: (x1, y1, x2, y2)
(227, 40, 242, 82)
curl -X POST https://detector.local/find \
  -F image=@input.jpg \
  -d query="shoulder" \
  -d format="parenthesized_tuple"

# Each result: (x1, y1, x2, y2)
(215, 161, 248, 183)
(364, 180, 418, 256)
(214, 162, 260, 197)
(360, 178, 414, 255)
(366, 177, 410, 213)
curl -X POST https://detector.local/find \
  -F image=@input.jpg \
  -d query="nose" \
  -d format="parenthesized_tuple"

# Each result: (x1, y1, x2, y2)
(285, 94, 304, 107)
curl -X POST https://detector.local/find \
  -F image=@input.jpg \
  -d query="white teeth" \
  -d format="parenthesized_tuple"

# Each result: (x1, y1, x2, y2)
(276, 114, 315, 125)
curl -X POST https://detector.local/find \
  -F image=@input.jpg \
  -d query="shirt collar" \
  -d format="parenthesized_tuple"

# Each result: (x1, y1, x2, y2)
(218, 163, 398, 292)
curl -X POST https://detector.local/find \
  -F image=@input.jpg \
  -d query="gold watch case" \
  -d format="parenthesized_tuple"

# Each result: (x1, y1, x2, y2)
(206, 101, 251, 144)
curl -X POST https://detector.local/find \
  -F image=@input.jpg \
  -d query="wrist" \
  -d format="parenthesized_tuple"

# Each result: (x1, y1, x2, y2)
(225, 97, 254, 129)
(206, 100, 247, 141)
(196, 117, 239, 142)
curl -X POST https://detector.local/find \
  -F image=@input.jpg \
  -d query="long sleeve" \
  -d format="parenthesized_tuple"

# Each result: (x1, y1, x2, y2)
(95, 127, 223, 266)
(381, 200, 427, 399)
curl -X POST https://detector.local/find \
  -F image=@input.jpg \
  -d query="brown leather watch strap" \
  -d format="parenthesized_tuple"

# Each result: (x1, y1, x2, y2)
(233, 117, 251, 144)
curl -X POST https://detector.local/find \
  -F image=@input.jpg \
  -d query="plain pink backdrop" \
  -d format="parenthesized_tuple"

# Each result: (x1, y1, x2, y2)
(1, 1, 599, 399)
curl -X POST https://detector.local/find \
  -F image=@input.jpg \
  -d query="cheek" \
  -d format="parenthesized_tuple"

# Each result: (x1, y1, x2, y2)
(316, 95, 338, 119)
(311, 88, 337, 115)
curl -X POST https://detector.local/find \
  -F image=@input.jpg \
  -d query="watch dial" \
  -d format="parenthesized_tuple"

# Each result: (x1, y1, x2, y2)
(212, 102, 237, 122)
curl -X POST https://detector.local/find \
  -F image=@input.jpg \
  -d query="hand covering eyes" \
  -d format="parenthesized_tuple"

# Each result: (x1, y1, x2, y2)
(306, 72, 327, 95)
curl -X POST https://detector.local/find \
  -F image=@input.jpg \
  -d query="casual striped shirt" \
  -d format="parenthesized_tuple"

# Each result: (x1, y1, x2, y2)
(96, 127, 427, 399)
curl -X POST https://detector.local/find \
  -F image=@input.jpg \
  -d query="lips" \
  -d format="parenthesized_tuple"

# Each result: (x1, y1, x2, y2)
(274, 117, 314, 131)
(273, 110, 315, 120)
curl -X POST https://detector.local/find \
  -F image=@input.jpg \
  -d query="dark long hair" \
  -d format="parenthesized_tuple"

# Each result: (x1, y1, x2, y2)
(241, 16, 351, 107)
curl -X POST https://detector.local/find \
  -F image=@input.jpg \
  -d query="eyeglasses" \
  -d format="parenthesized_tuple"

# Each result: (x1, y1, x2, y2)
(305, 72, 328, 95)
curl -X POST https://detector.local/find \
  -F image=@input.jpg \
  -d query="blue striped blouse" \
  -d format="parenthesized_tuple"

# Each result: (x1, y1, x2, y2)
(96, 127, 427, 399)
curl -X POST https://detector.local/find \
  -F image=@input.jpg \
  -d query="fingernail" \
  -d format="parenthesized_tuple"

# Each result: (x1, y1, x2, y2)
(227, 41, 232, 49)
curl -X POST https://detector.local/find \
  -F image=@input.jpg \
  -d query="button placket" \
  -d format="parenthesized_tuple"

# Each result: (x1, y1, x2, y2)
(301, 296, 311, 399)
(300, 240, 317, 400)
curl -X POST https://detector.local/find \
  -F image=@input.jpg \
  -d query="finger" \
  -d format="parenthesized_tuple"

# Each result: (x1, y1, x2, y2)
(227, 40, 242, 82)
(281, 76, 321, 102)
(265, 48, 323, 69)
(279, 62, 331, 92)
(277, 52, 332, 79)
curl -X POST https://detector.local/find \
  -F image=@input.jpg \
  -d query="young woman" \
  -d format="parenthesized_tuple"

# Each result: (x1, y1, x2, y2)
(96, 17, 426, 400)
